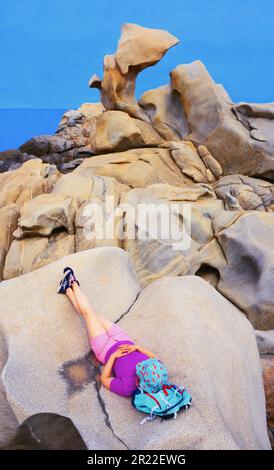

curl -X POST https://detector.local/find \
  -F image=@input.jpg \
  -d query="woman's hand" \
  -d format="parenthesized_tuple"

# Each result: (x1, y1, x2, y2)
(111, 347, 131, 359)
(118, 344, 138, 354)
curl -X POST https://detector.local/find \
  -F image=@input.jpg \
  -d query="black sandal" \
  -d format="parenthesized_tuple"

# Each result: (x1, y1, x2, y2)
(63, 266, 80, 287)
(58, 272, 72, 294)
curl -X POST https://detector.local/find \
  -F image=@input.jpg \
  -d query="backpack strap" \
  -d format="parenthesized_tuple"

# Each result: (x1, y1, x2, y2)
(157, 393, 187, 416)
(138, 389, 161, 425)
(140, 406, 158, 426)
(162, 384, 174, 396)
(143, 391, 161, 408)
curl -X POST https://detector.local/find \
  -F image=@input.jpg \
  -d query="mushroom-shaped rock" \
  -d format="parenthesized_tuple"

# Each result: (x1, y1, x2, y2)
(115, 23, 179, 74)
(90, 24, 179, 124)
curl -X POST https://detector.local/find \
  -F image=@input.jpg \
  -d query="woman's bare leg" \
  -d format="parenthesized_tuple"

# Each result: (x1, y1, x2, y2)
(66, 282, 113, 340)
(97, 315, 114, 332)
(66, 286, 113, 330)
(65, 287, 81, 315)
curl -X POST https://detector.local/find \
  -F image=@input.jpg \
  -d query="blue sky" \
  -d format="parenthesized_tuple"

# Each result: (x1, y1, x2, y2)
(0, 0, 274, 149)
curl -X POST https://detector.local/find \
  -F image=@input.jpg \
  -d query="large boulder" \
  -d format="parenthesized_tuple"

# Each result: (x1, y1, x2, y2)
(56, 102, 104, 150)
(73, 147, 192, 188)
(120, 183, 222, 286)
(0, 205, 20, 280)
(75, 176, 128, 252)
(0, 159, 60, 210)
(19, 135, 75, 157)
(103, 276, 270, 449)
(212, 211, 274, 330)
(0, 149, 36, 173)
(0, 328, 18, 446)
(13, 193, 79, 238)
(89, 111, 163, 154)
(189, 210, 274, 330)
(0, 247, 141, 449)
(171, 60, 274, 179)
(0, 251, 269, 449)
(115, 23, 179, 76)
(4, 232, 75, 280)
(52, 173, 96, 201)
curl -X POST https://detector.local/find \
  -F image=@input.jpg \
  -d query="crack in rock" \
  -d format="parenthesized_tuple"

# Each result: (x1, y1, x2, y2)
(115, 291, 141, 324)
(94, 379, 129, 449)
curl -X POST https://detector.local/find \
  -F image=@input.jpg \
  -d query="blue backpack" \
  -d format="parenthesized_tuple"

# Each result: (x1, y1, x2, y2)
(132, 358, 192, 425)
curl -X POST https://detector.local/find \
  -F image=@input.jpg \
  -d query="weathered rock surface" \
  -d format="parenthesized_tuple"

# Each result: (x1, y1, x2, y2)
(90, 24, 179, 122)
(89, 111, 163, 154)
(0, 329, 18, 446)
(197, 145, 223, 178)
(215, 174, 274, 211)
(0, 149, 36, 173)
(256, 329, 274, 446)
(212, 210, 274, 330)
(169, 140, 220, 183)
(139, 84, 189, 140)
(14, 193, 79, 238)
(56, 103, 104, 150)
(115, 23, 179, 76)
(19, 135, 75, 157)
(188, 210, 274, 330)
(75, 176, 128, 252)
(0, 248, 140, 449)
(121, 183, 222, 286)
(256, 330, 274, 355)
(1, 157, 272, 330)
(0, 205, 20, 280)
(58, 158, 84, 173)
(261, 356, 274, 447)
(0, 259, 269, 450)
(0, 159, 60, 209)
(4, 232, 75, 280)
(74, 147, 192, 187)
(104, 276, 270, 449)
(171, 60, 274, 179)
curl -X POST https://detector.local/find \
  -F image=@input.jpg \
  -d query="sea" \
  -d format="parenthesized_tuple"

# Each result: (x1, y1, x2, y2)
(0, 109, 66, 152)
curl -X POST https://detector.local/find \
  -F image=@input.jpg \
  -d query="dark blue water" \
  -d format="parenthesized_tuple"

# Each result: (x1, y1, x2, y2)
(0, 109, 66, 152)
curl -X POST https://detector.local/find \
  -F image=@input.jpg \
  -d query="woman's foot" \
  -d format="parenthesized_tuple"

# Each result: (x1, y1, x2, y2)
(57, 272, 71, 294)
(58, 267, 80, 294)
(63, 266, 74, 276)
(63, 267, 80, 287)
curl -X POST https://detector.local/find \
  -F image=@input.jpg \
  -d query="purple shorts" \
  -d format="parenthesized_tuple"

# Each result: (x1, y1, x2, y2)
(90, 323, 133, 364)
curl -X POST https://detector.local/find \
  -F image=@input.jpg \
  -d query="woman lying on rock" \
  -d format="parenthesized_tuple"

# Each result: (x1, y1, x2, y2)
(58, 267, 155, 397)
(58, 267, 192, 423)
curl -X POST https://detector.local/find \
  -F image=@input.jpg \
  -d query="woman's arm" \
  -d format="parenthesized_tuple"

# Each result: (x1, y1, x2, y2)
(101, 354, 116, 390)
(100, 348, 129, 390)
(136, 345, 156, 358)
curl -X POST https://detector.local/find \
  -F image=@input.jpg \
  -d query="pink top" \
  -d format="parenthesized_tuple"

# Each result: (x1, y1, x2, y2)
(105, 341, 149, 397)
